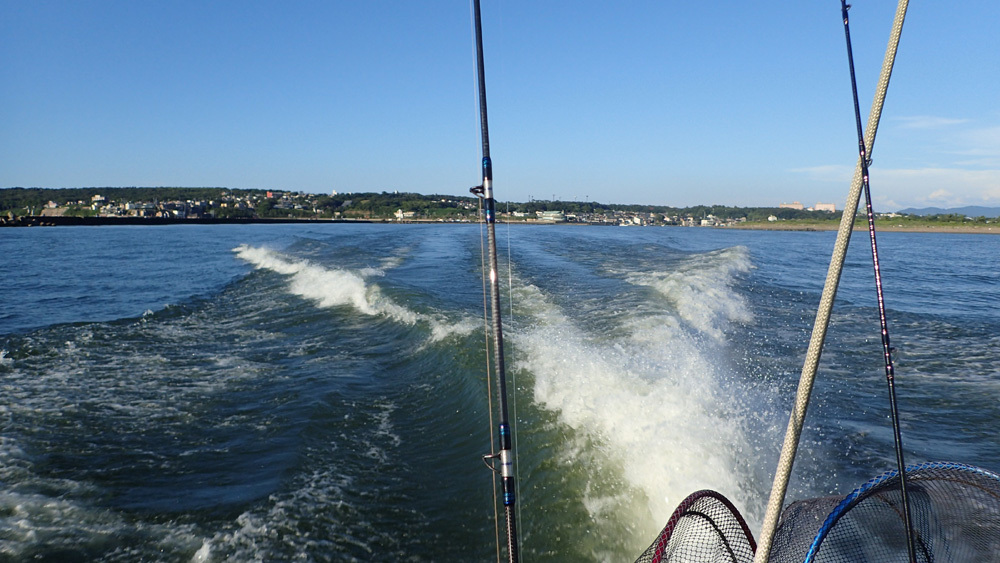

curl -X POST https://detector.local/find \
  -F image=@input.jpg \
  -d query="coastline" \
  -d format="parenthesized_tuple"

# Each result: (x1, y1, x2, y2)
(2, 215, 997, 234)
(0, 215, 372, 227)
(730, 222, 999, 234)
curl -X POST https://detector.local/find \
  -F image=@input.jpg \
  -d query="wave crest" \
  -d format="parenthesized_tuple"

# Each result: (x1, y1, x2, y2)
(233, 245, 470, 342)
(628, 246, 754, 339)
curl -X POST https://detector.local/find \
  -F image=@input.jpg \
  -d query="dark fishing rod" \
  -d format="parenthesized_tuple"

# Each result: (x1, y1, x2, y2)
(840, 3, 916, 562)
(470, 1, 519, 561)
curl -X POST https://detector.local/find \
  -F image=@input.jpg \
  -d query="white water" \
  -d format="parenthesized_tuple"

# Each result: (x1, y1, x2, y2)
(234, 244, 476, 342)
(626, 246, 755, 340)
(510, 245, 771, 548)
(6, 226, 996, 561)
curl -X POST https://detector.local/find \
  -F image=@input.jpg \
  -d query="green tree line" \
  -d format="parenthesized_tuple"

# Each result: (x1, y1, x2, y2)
(2, 187, 992, 224)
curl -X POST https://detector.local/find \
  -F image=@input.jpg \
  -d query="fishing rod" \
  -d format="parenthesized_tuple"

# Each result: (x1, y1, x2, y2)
(753, 1, 909, 558)
(470, 0, 520, 561)
(840, 3, 916, 562)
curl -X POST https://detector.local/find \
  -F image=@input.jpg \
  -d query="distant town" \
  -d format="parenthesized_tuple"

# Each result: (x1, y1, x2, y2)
(1, 187, 995, 231)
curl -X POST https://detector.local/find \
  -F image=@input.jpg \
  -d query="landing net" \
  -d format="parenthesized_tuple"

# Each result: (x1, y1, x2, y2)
(770, 462, 1000, 563)
(637, 462, 1000, 563)
(635, 490, 755, 563)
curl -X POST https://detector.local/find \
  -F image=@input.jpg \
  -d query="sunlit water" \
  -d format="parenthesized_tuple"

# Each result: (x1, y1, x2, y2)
(1, 224, 997, 561)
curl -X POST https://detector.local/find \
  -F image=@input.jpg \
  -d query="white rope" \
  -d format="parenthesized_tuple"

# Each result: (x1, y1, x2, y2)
(752, 2, 909, 561)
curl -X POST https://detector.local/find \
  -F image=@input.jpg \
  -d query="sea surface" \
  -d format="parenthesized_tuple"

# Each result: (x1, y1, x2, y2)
(1, 223, 997, 561)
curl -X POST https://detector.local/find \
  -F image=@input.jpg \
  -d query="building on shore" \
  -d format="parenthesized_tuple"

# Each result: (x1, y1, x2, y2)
(536, 210, 566, 223)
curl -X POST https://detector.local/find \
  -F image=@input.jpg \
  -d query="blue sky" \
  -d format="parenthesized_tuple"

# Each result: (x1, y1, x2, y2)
(2, 1, 998, 210)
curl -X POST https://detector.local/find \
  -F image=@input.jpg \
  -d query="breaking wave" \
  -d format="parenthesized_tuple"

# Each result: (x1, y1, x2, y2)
(508, 244, 764, 550)
(626, 246, 754, 339)
(234, 245, 475, 342)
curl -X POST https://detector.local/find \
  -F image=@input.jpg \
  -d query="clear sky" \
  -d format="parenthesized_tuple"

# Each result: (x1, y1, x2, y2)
(2, 1, 998, 210)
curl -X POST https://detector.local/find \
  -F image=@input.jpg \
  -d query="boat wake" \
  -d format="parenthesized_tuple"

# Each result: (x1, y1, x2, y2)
(625, 246, 754, 340)
(234, 244, 476, 342)
(504, 244, 774, 554)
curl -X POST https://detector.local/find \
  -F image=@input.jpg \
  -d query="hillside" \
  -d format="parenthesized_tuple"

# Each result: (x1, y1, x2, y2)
(897, 206, 1000, 218)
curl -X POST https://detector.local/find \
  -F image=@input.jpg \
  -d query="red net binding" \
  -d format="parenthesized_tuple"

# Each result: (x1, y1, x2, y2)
(636, 490, 756, 563)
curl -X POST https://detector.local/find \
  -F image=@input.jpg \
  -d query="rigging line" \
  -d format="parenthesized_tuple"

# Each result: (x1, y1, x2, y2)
(841, 2, 916, 561)
(752, 1, 910, 561)
(477, 193, 502, 563)
(504, 201, 514, 320)
(502, 199, 524, 544)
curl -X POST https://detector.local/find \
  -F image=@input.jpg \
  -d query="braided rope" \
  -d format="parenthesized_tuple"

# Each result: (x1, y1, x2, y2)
(752, 2, 910, 561)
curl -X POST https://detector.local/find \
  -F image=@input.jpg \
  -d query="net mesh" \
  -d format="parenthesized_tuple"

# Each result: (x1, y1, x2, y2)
(768, 462, 1000, 563)
(636, 463, 1000, 563)
(635, 490, 756, 563)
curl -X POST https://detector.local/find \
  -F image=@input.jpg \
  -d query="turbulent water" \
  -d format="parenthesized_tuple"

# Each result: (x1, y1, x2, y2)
(1, 223, 997, 561)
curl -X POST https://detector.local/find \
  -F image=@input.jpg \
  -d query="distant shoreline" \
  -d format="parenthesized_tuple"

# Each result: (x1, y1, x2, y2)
(0, 216, 372, 227)
(2, 215, 998, 234)
(730, 222, 1000, 234)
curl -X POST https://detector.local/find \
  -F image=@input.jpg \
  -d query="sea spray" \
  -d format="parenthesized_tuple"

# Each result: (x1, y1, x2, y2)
(624, 244, 775, 522)
(508, 245, 759, 553)
(626, 246, 754, 340)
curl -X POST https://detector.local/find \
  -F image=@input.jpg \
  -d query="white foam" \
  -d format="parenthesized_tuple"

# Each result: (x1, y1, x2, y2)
(627, 246, 754, 340)
(233, 245, 472, 342)
(509, 251, 757, 546)
(191, 541, 211, 562)
(429, 316, 479, 342)
(0, 470, 205, 560)
(205, 467, 373, 560)
(372, 401, 402, 448)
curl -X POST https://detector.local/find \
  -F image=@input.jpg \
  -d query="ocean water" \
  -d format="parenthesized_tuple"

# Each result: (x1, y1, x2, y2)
(1, 223, 997, 561)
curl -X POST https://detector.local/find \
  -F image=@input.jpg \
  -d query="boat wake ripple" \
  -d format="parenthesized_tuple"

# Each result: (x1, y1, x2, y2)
(506, 245, 765, 553)
(234, 244, 475, 342)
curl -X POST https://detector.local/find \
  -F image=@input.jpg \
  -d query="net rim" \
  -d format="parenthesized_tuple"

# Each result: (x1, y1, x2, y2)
(646, 489, 756, 563)
(802, 461, 1000, 562)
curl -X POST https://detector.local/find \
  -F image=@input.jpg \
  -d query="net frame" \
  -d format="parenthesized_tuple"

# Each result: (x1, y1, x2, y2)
(636, 489, 756, 563)
(801, 462, 1000, 563)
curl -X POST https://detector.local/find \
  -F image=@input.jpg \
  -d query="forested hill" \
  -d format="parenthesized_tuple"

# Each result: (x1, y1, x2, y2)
(897, 206, 1000, 218)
